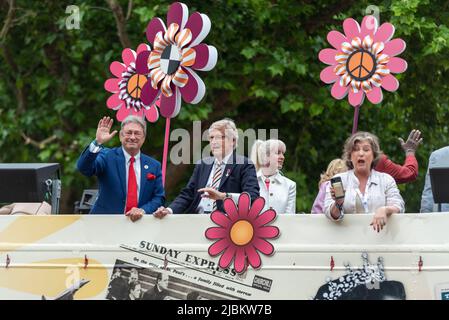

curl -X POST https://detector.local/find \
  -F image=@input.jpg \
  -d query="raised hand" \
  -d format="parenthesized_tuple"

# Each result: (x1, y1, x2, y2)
(96, 116, 118, 145)
(398, 129, 423, 155)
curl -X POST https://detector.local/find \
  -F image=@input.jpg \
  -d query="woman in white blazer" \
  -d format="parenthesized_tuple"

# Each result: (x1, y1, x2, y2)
(250, 139, 296, 214)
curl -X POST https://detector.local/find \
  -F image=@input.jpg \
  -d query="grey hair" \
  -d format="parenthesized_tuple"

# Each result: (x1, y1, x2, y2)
(121, 115, 147, 136)
(208, 118, 239, 148)
(250, 139, 286, 171)
(342, 131, 382, 169)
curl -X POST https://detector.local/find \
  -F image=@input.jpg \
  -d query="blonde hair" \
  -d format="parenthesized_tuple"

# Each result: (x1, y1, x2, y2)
(319, 158, 348, 187)
(342, 131, 382, 169)
(250, 139, 287, 171)
(208, 118, 238, 148)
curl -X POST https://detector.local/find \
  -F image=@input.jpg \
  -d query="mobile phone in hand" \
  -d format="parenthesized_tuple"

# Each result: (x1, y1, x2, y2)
(330, 176, 345, 199)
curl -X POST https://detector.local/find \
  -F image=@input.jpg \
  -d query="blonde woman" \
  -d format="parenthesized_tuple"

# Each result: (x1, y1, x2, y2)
(311, 159, 348, 214)
(250, 139, 296, 214)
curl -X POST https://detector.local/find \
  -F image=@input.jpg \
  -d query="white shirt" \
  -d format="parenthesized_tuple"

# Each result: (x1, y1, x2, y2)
(324, 169, 405, 221)
(121, 147, 141, 203)
(257, 170, 296, 214)
(197, 152, 239, 213)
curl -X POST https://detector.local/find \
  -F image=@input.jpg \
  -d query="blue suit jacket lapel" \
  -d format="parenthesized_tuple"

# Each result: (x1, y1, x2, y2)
(115, 148, 126, 197)
(139, 156, 150, 203)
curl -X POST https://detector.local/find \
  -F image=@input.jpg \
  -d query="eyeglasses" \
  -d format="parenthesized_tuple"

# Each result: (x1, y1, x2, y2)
(123, 131, 144, 138)
(209, 135, 226, 142)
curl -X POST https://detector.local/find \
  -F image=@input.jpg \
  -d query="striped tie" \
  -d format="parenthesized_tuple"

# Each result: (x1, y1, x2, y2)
(211, 161, 223, 211)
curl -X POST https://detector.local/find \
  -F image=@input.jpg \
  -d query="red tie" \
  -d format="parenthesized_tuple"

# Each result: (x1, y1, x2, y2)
(265, 178, 270, 191)
(125, 156, 138, 213)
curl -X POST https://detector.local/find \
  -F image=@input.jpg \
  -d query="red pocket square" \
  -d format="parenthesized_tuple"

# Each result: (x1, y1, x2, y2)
(146, 173, 156, 180)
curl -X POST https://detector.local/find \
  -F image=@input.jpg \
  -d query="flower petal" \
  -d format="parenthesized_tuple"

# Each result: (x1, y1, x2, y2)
(205, 226, 228, 240)
(104, 78, 120, 93)
(184, 12, 211, 47)
(318, 48, 338, 65)
(381, 74, 399, 92)
(341, 42, 354, 54)
(371, 41, 385, 55)
(360, 15, 378, 38)
(190, 44, 217, 71)
(135, 50, 151, 74)
(383, 38, 406, 57)
(343, 18, 361, 40)
(167, 2, 189, 30)
(374, 22, 395, 43)
(110, 61, 126, 78)
(237, 193, 251, 218)
(254, 209, 276, 228)
(255, 226, 280, 239)
(175, 28, 192, 49)
(234, 247, 247, 273)
(172, 67, 189, 88)
(387, 57, 408, 74)
(122, 48, 136, 66)
(362, 35, 373, 50)
(106, 93, 122, 109)
(154, 31, 169, 52)
(150, 67, 165, 89)
(208, 238, 229, 256)
(146, 17, 166, 45)
(327, 30, 348, 50)
(116, 106, 130, 121)
(144, 105, 159, 123)
(245, 245, 261, 269)
(164, 22, 179, 44)
(218, 245, 236, 269)
(179, 67, 206, 104)
(136, 43, 151, 55)
(140, 81, 159, 106)
(361, 80, 372, 92)
(331, 81, 349, 99)
(320, 65, 338, 84)
(160, 85, 181, 118)
(351, 37, 362, 49)
(252, 237, 274, 256)
(348, 89, 365, 107)
(223, 197, 239, 221)
(247, 197, 265, 220)
(211, 211, 232, 228)
(117, 106, 144, 121)
(180, 47, 196, 67)
(366, 86, 383, 104)
(148, 51, 161, 70)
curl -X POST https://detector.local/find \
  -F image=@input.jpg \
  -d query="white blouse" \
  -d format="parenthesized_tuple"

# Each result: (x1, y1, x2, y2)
(257, 170, 296, 214)
(324, 169, 405, 220)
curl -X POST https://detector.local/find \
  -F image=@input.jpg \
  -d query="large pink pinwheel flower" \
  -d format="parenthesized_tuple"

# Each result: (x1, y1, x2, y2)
(205, 193, 280, 274)
(136, 2, 218, 118)
(104, 44, 159, 122)
(319, 15, 407, 106)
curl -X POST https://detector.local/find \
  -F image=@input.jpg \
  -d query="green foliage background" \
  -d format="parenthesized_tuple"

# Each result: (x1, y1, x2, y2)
(1, 0, 448, 213)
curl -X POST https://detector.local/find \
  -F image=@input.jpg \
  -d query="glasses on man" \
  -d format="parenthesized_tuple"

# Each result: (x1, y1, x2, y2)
(123, 131, 144, 138)
(209, 135, 226, 142)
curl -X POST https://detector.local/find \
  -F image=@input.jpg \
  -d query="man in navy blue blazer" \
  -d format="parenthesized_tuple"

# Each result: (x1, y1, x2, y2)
(77, 116, 165, 221)
(154, 119, 259, 217)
